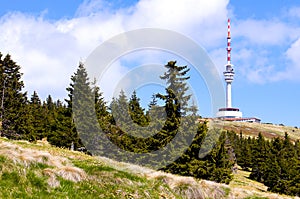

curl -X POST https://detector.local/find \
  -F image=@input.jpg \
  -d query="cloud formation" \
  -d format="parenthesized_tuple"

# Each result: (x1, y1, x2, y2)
(0, 0, 299, 101)
(229, 15, 300, 84)
(0, 0, 229, 100)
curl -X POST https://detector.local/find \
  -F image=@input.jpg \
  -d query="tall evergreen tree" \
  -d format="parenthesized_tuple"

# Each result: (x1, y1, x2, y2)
(147, 94, 165, 122)
(70, 63, 104, 153)
(110, 90, 131, 128)
(26, 91, 46, 140)
(0, 53, 27, 138)
(250, 133, 269, 182)
(61, 62, 95, 149)
(157, 60, 191, 117)
(129, 90, 148, 126)
(91, 79, 109, 130)
(42, 95, 58, 140)
(190, 100, 199, 116)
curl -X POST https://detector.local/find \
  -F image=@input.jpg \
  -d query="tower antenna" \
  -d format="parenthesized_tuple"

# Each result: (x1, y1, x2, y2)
(224, 18, 234, 108)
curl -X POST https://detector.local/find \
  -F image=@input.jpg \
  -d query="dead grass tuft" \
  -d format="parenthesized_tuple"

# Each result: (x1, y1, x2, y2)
(43, 168, 60, 188)
(145, 171, 227, 199)
(56, 166, 86, 182)
(0, 141, 69, 168)
(36, 137, 51, 146)
(0, 140, 86, 187)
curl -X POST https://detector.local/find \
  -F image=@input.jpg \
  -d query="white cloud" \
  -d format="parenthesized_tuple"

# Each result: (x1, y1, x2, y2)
(0, 0, 229, 101)
(2, 0, 299, 103)
(288, 6, 300, 18)
(235, 19, 297, 46)
(75, 0, 107, 16)
(0, 13, 82, 99)
(281, 38, 300, 80)
(227, 16, 300, 84)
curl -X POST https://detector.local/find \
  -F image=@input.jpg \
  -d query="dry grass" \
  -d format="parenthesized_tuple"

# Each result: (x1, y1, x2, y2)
(0, 140, 68, 167)
(1, 137, 299, 198)
(219, 120, 300, 141)
(94, 150, 299, 199)
(0, 139, 86, 188)
(43, 168, 60, 188)
(56, 166, 86, 182)
(93, 157, 229, 199)
(229, 169, 297, 199)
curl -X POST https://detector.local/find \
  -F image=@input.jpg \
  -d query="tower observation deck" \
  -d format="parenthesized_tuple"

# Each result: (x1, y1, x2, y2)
(216, 19, 243, 119)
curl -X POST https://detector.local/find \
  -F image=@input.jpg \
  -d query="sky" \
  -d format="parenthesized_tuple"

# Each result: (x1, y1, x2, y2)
(0, 0, 299, 127)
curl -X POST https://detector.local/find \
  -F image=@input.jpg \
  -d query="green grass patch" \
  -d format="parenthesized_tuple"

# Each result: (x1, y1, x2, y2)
(114, 170, 145, 182)
(0, 155, 6, 163)
(72, 159, 115, 174)
(0, 138, 295, 198)
(222, 187, 231, 196)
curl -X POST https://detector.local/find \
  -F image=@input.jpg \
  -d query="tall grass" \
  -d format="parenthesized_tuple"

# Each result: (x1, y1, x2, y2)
(0, 138, 296, 198)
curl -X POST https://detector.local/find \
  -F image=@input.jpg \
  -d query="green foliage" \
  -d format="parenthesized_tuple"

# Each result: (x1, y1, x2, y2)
(0, 55, 241, 189)
(157, 60, 191, 117)
(0, 53, 27, 138)
(229, 131, 300, 196)
(92, 80, 109, 128)
(26, 91, 47, 141)
(161, 123, 234, 184)
(129, 90, 149, 126)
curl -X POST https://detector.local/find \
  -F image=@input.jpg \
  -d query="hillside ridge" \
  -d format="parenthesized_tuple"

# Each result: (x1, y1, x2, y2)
(0, 131, 298, 199)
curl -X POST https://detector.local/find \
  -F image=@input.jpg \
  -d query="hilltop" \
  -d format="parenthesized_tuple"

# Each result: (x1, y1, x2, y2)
(217, 120, 300, 141)
(1, 121, 299, 199)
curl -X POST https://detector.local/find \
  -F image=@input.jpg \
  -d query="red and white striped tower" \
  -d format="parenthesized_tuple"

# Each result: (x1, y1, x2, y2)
(227, 18, 232, 66)
(224, 18, 234, 108)
(216, 18, 243, 119)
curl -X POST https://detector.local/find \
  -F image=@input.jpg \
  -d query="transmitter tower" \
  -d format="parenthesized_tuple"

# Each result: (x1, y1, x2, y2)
(217, 19, 243, 119)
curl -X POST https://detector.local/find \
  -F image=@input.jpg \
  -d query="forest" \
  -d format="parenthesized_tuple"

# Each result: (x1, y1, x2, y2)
(0, 52, 299, 196)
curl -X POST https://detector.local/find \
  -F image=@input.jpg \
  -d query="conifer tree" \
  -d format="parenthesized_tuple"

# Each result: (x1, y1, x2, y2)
(45, 95, 55, 111)
(147, 94, 165, 121)
(26, 91, 46, 140)
(250, 133, 269, 182)
(237, 134, 253, 171)
(62, 62, 95, 149)
(110, 90, 131, 128)
(42, 95, 58, 140)
(92, 80, 109, 130)
(148, 94, 158, 109)
(190, 100, 199, 116)
(129, 90, 148, 126)
(0, 53, 27, 138)
(157, 60, 191, 117)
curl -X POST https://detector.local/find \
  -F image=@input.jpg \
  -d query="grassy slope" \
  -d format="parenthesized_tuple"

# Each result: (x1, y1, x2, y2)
(0, 134, 298, 199)
(220, 121, 300, 141)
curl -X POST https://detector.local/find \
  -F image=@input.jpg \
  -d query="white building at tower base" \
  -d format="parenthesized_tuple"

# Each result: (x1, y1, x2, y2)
(216, 107, 242, 118)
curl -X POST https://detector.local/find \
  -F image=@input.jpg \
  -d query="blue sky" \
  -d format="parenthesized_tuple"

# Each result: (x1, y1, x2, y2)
(0, 0, 299, 127)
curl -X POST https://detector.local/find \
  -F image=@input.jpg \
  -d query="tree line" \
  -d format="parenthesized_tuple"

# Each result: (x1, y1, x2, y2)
(0, 52, 299, 196)
(227, 131, 300, 196)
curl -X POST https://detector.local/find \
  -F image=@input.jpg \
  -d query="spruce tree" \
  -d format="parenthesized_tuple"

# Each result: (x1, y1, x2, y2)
(110, 90, 131, 128)
(62, 62, 95, 149)
(237, 134, 253, 171)
(0, 53, 27, 138)
(147, 94, 165, 121)
(157, 60, 191, 117)
(26, 91, 46, 140)
(42, 95, 58, 141)
(250, 133, 269, 182)
(156, 61, 192, 135)
(92, 80, 109, 130)
(129, 90, 148, 126)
